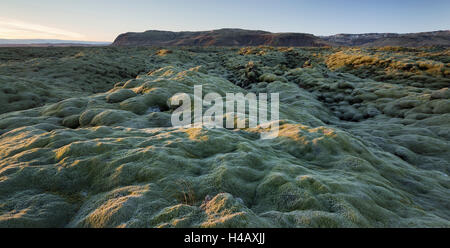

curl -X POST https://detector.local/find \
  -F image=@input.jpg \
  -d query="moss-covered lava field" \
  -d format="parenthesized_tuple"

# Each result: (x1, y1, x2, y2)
(0, 46, 449, 227)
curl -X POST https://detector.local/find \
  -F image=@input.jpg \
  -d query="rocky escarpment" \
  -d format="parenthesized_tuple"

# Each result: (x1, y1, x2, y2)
(112, 29, 450, 47)
(112, 29, 331, 47)
(322, 30, 450, 47)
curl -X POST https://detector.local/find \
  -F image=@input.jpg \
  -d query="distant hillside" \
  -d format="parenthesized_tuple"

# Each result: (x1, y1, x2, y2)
(322, 30, 450, 47)
(0, 39, 111, 47)
(112, 29, 450, 47)
(112, 28, 330, 47)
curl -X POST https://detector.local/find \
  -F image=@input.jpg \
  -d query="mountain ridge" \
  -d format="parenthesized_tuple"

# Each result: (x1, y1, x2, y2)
(112, 28, 330, 47)
(112, 29, 450, 47)
(322, 30, 450, 47)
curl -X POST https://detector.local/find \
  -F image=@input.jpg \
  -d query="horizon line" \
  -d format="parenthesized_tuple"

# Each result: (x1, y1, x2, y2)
(2, 28, 449, 43)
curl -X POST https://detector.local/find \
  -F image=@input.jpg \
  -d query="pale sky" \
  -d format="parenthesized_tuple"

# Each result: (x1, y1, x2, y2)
(1, 0, 449, 42)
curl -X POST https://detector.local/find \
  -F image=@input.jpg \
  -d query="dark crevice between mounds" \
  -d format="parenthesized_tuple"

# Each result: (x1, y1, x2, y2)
(223, 48, 311, 89)
(292, 77, 380, 123)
